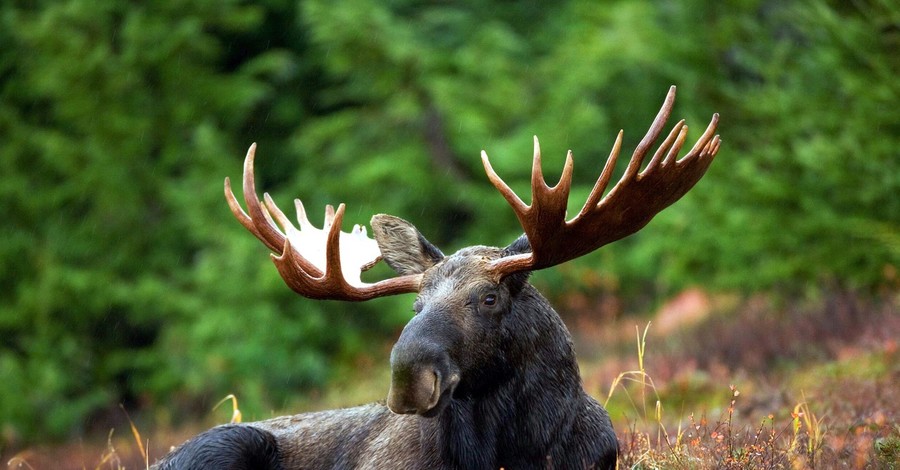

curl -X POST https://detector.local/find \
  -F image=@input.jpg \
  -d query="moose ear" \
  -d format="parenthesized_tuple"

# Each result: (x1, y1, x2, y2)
(503, 234, 531, 257)
(371, 214, 444, 275)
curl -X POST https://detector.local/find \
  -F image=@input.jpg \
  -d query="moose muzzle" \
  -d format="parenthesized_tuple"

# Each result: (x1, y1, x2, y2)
(387, 313, 460, 417)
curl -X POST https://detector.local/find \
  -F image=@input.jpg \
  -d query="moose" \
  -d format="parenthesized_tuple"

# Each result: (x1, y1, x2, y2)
(155, 86, 720, 469)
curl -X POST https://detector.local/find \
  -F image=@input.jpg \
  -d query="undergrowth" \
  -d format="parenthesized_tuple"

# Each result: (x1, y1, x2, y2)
(4, 398, 245, 470)
(608, 324, 830, 468)
(606, 320, 899, 469)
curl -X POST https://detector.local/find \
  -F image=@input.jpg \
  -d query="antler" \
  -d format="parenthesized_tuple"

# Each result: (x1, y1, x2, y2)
(224, 144, 421, 300)
(483, 86, 721, 278)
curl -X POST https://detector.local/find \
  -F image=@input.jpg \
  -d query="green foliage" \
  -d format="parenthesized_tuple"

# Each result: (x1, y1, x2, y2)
(1, 0, 896, 444)
(639, 0, 900, 292)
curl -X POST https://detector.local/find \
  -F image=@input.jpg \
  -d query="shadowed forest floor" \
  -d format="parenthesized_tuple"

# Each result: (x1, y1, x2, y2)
(5, 290, 899, 469)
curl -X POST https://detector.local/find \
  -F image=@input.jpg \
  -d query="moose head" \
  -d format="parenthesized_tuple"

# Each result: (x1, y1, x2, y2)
(225, 85, 718, 418)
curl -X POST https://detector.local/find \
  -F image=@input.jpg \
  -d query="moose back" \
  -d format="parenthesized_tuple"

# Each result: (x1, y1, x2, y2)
(154, 86, 720, 470)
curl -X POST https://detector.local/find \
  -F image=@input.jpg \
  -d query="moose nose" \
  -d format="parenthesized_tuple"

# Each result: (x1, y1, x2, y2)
(386, 366, 441, 415)
(387, 308, 462, 416)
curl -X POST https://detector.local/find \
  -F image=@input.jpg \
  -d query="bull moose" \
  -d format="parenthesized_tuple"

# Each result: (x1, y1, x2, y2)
(154, 86, 720, 469)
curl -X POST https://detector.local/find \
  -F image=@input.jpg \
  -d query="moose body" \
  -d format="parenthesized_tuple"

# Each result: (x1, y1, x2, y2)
(157, 245, 618, 469)
(154, 86, 720, 470)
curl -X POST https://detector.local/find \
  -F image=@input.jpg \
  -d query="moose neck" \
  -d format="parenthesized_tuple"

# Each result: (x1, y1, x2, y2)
(429, 284, 584, 468)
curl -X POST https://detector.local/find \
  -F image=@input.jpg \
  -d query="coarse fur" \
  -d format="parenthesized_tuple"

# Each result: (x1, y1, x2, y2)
(154, 219, 618, 469)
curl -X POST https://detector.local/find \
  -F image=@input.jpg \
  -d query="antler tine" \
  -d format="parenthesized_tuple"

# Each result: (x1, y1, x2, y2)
(224, 177, 258, 237)
(531, 136, 544, 192)
(581, 130, 623, 214)
(711, 134, 721, 155)
(481, 150, 528, 214)
(241, 144, 291, 253)
(623, 85, 676, 180)
(324, 204, 336, 230)
(224, 143, 284, 253)
(488, 86, 721, 279)
(528, 136, 574, 238)
(530, 136, 573, 198)
(263, 192, 289, 228)
(682, 113, 720, 163)
(226, 143, 422, 301)
(294, 199, 314, 230)
(644, 119, 686, 174)
(324, 203, 348, 282)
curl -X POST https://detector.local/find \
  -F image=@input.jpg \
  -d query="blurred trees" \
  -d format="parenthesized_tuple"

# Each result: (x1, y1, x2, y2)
(1, 0, 896, 444)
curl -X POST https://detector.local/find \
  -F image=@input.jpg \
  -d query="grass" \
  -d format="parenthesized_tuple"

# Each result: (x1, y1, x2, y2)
(592, 289, 900, 469)
(608, 348, 900, 469)
(604, 324, 833, 468)
(5, 289, 898, 469)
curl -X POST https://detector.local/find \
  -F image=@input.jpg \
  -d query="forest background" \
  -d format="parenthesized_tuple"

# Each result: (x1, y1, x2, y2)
(1, 0, 897, 465)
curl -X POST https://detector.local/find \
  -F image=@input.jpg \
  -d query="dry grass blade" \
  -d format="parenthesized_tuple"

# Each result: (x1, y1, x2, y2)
(119, 404, 147, 466)
(605, 322, 658, 410)
(789, 394, 827, 467)
(93, 430, 122, 470)
(6, 452, 36, 470)
(213, 394, 243, 424)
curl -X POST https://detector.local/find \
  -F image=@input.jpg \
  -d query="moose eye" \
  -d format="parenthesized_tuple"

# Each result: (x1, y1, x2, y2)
(482, 293, 497, 307)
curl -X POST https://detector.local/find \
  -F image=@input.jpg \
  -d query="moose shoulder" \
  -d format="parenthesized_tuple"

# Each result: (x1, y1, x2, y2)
(154, 86, 720, 470)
